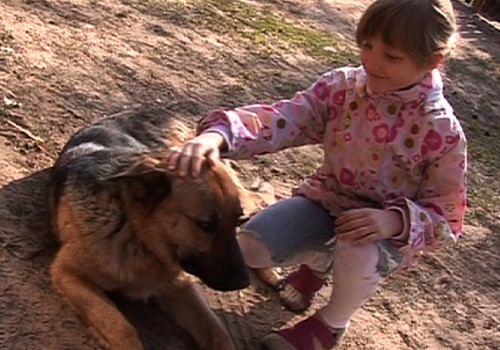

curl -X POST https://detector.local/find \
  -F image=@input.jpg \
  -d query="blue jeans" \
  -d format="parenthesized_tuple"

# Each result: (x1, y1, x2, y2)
(239, 196, 403, 275)
(240, 196, 336, 264)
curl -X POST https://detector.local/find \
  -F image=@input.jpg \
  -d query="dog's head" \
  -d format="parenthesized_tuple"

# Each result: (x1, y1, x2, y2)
(110, 154, 250, 291)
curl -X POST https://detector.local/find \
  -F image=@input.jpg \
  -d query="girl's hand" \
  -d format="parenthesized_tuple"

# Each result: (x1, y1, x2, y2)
(166, 132, 225, 178)
(335, 208, 404, 246)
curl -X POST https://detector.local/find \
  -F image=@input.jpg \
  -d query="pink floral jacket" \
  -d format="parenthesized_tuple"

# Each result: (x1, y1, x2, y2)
(198, 66, 467, 270)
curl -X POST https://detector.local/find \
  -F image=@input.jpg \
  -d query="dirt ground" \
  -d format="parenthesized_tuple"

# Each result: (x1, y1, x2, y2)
(0, 0, 499, 349)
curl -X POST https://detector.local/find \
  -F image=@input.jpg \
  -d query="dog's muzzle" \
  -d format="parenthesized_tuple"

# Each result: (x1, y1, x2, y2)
(180, 250, 250, 291)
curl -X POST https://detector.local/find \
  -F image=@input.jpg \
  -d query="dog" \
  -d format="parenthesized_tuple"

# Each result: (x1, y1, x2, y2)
(48, 109, 250, 350)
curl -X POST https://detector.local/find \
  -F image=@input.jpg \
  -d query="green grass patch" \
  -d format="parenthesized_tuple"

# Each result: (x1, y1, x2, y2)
(122, 0, 358, 65)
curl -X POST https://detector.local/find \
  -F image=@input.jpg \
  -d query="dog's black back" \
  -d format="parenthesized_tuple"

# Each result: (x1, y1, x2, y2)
(49, 110, 189, 210)
(61, 110, 171, 154)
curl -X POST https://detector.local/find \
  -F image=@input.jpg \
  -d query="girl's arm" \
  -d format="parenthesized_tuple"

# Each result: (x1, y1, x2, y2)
(167, 69, 349, 177)
(197, 69, 348, 159)
(385, 116, 467, 270)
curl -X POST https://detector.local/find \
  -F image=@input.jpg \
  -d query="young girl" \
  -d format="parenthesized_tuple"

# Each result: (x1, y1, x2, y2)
(167, 0, 467, 349)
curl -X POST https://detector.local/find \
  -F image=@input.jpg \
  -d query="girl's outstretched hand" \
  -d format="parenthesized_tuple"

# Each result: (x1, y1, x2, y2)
(335, 208, 405, 246)
(166, 132, 225, 178)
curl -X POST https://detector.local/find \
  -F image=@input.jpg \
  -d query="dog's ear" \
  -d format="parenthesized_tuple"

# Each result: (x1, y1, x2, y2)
(126, 171, 172, 204)
(107, 155, 172, 204)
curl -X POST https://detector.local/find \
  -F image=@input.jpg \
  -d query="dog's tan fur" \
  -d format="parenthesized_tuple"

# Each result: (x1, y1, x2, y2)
(48, 110, 250, 350)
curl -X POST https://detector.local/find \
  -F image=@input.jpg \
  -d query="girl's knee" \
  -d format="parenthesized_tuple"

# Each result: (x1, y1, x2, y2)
(334, 239, 380, 273)
(237, 232, 274, 268)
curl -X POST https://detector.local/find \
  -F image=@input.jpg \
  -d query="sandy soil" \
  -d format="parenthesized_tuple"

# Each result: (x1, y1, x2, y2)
(0, 0, 499, 349)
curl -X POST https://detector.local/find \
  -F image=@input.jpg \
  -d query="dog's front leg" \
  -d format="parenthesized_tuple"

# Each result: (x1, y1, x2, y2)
(158, 279, 237, 350)
(51, 255, 144, 350)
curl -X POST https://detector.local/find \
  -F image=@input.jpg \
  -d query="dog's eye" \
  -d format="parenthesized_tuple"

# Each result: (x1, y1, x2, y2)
(196, 218, 218, 234)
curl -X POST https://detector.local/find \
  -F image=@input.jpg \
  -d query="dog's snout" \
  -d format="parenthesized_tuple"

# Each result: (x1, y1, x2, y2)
(214, 266, 250, 291)
(180, 235, 250, 292)
(180, 255, 250, 291)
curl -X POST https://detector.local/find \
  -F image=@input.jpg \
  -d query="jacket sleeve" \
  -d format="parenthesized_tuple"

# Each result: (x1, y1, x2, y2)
(196, 70, 347, 159)
(386, 112, 467, 270)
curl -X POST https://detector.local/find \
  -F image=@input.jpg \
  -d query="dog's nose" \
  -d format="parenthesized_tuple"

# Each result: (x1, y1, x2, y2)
(180, 254, 250, 291)
(215, 268, 250, 291)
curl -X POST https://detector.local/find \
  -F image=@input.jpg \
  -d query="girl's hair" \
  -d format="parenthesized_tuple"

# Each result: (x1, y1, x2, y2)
(356, 0, 457, 68)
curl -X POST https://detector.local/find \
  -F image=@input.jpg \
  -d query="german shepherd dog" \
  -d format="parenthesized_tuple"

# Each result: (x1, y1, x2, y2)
(48, 110, 250, 350)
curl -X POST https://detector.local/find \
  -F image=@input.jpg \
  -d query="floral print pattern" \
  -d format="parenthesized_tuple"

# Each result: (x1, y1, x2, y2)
(197, 66, 467, 271)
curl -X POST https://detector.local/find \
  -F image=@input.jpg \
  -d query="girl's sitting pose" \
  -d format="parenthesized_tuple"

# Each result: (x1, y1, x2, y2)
(167, 0, 467, 349)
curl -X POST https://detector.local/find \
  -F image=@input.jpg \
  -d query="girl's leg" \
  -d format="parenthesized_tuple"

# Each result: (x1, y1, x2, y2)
(238, 196, 335, 272)
(317, 239, 380, 328)
(238, 234, 333, 273)
(238, 196, 336, 310)
(262, 239, 382, 350)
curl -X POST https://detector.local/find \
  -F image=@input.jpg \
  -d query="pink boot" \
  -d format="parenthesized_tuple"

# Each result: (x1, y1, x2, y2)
(279, 264, 327, 312)
(261, 314, 345, 350)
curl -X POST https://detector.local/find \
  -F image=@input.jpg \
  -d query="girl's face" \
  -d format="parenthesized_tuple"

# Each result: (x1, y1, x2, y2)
(360, 36, 433, 93)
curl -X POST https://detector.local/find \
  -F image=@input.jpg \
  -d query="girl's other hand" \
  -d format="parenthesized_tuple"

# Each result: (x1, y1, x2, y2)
(166, 132, 225, 178)
(335, 208, 404, 246)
